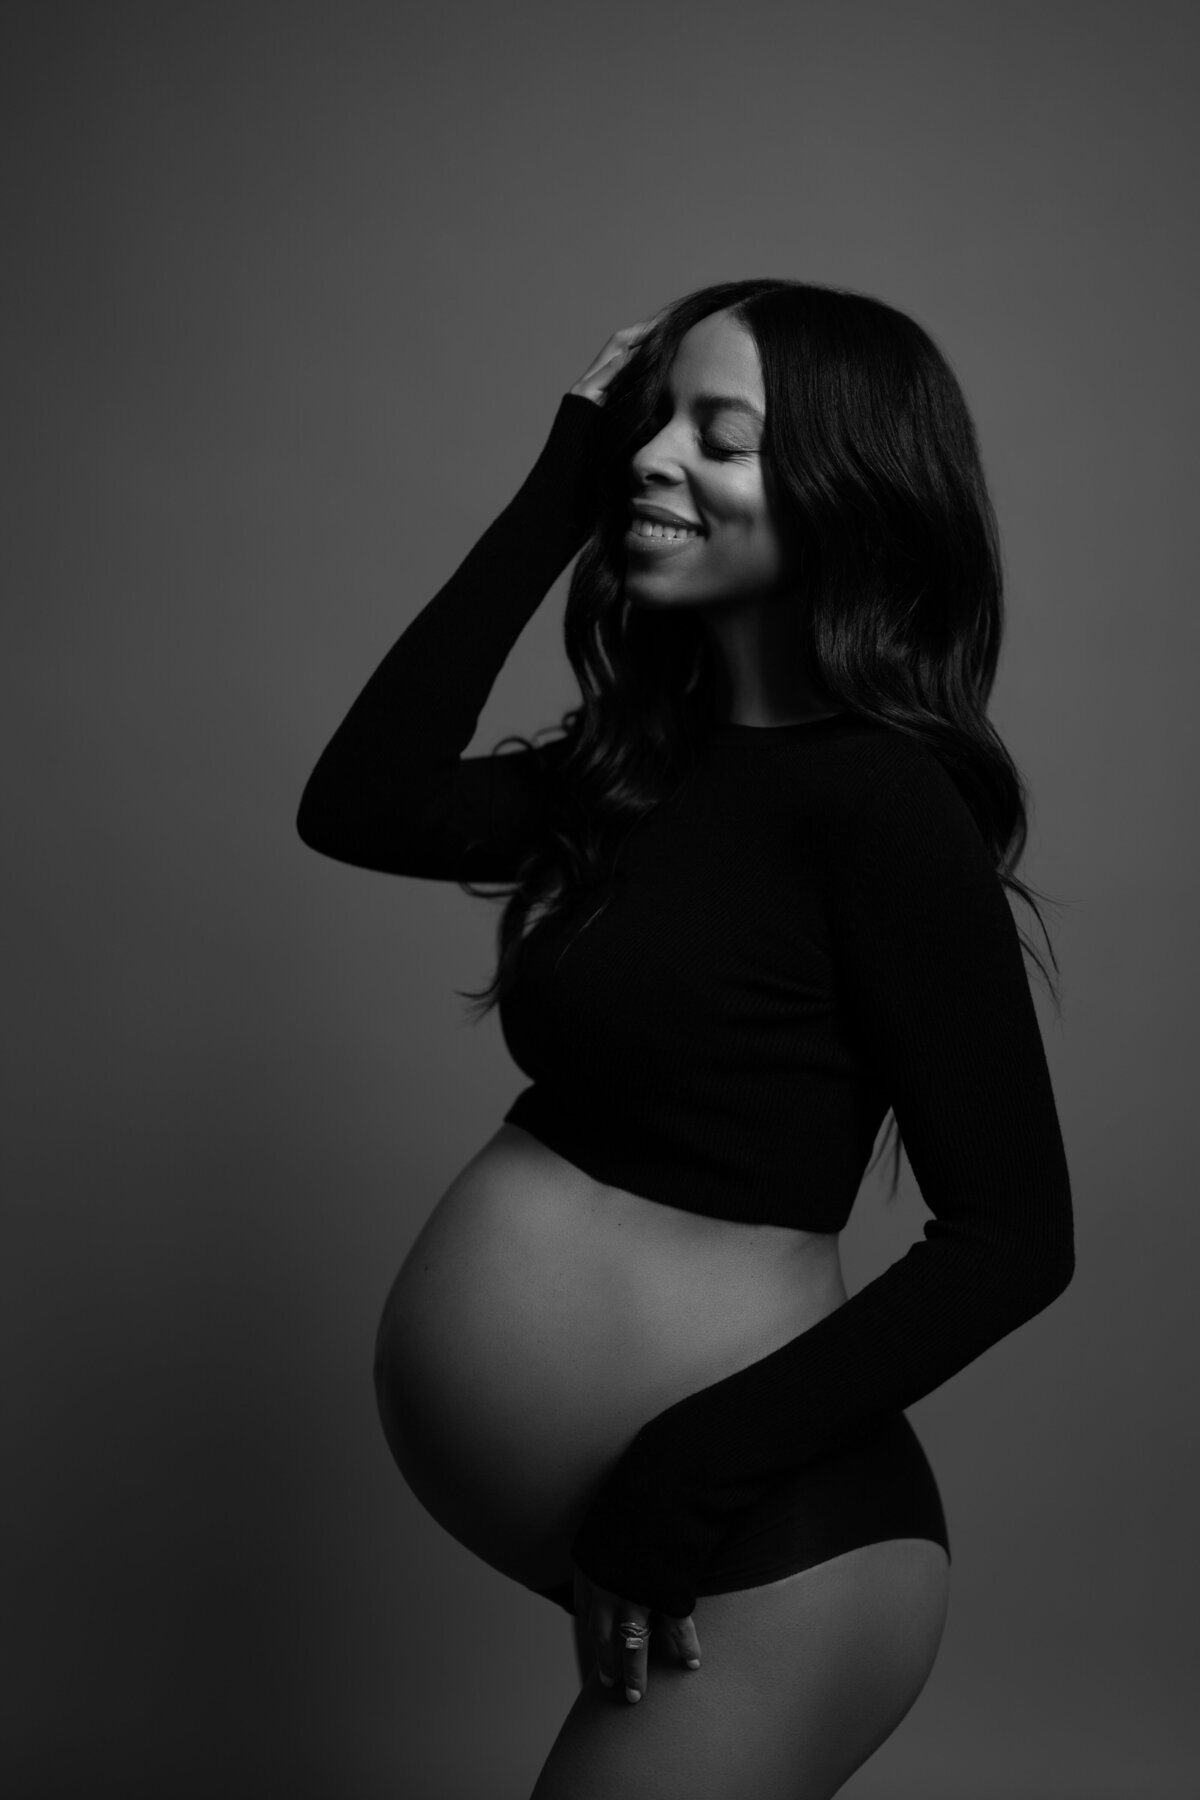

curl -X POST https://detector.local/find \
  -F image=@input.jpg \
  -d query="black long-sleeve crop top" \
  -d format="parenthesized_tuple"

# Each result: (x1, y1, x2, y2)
(297, 391, 1076, 1619)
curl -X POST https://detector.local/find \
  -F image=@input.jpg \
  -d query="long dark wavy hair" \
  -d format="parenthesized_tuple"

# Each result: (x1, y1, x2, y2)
(455, 277, 1065, 1199)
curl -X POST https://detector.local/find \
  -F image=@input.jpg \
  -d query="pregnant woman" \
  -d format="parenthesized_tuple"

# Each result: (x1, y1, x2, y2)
(296, 279, 1075, 1798)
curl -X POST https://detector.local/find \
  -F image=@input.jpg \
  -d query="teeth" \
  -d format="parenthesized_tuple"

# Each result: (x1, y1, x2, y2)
(631, 518, 702, 540)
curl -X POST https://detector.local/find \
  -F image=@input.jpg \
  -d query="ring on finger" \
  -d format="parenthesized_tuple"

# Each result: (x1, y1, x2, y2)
(618, 1619, 651, 1651)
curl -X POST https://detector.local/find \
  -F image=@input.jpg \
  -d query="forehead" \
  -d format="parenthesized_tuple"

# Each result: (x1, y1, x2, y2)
(669, 310, 763, 412)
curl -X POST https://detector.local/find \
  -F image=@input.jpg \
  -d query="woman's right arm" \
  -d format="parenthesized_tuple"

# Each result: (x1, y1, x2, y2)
(295, 318, 663, 881)
(294, 390, 605, 881)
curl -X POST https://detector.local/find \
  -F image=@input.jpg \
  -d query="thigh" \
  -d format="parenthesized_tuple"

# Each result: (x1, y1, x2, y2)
(533, 1539, 950, 1800)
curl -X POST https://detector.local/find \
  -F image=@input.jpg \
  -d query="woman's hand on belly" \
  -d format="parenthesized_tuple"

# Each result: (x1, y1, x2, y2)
(572, 1559, 702, 1705)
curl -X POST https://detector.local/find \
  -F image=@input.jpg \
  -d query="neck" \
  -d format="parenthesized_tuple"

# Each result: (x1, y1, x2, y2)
(701, 594, 835, 728)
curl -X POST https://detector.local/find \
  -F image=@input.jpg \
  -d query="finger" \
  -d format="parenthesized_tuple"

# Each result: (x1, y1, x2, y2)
(661, 1612, 703, 1669)
(595, 1637, 617, 1690)
(571, 1568, 601, 1683)
(591, 1599, 619, 1689)
(617, 1608, 652, 1703)
(622, 307, 668, 338)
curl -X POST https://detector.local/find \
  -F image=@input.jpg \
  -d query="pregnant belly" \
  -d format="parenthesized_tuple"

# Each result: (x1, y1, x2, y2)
(373, 1123, 847, 1593)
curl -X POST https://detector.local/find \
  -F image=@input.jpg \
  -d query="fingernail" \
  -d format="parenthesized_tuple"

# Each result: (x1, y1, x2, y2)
(598, 1671, 614, 1687)
(625, 1687, 641, 1703)
(686, 1659, 701, 1670)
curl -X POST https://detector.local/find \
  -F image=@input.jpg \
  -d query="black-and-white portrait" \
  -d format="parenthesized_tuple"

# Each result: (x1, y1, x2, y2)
(5, 4, 1197, 1796)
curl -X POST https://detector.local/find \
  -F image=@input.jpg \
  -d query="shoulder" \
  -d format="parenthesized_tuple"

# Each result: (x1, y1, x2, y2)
(851, 730, 980, 835)
(793, 725, 999, 899)
(788, 723, 969, 831)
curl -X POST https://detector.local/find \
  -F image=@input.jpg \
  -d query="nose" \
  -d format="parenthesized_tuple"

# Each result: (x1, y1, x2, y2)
(630, 418, 691, 488)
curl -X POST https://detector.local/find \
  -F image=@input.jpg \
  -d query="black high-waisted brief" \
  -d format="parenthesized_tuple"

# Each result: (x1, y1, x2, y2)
(536, 1410, 949, 1618)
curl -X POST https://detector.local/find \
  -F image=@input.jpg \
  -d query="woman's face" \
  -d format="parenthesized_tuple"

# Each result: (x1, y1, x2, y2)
(623, 309, 792, 611)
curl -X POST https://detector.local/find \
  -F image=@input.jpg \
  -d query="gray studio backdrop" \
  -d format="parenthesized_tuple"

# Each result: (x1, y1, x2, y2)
(5, 3, 1197, 1796)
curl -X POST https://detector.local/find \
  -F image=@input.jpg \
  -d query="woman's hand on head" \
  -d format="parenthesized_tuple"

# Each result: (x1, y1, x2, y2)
(568, 310, 668, 407)
(571, 1560, 702, 1704)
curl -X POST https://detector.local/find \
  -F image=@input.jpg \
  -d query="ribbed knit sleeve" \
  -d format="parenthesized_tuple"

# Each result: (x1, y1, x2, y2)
(296, 393, 604, 880)
(569, 748, 1075, 1619)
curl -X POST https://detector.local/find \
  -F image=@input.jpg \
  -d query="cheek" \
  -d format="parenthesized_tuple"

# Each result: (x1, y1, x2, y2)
(708, 500, 764, 541)
(714, 515, 786, 570)
(746, 508, 791, 570)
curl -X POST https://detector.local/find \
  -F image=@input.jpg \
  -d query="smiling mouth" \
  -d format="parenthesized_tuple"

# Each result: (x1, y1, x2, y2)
(624, 522, 704, 555)
(628, 517, 704, 542)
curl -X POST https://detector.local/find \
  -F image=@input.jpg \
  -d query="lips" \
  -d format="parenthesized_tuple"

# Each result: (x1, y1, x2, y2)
(629, 502, 704, 530)
(624, 520, 702, 554)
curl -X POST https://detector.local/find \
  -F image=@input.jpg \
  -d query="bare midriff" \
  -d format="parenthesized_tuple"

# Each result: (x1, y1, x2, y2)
(373, 1122, 847, 1593)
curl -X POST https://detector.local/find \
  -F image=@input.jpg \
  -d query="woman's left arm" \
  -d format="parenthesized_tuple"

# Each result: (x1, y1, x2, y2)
(570, 748, 1075, 1621)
